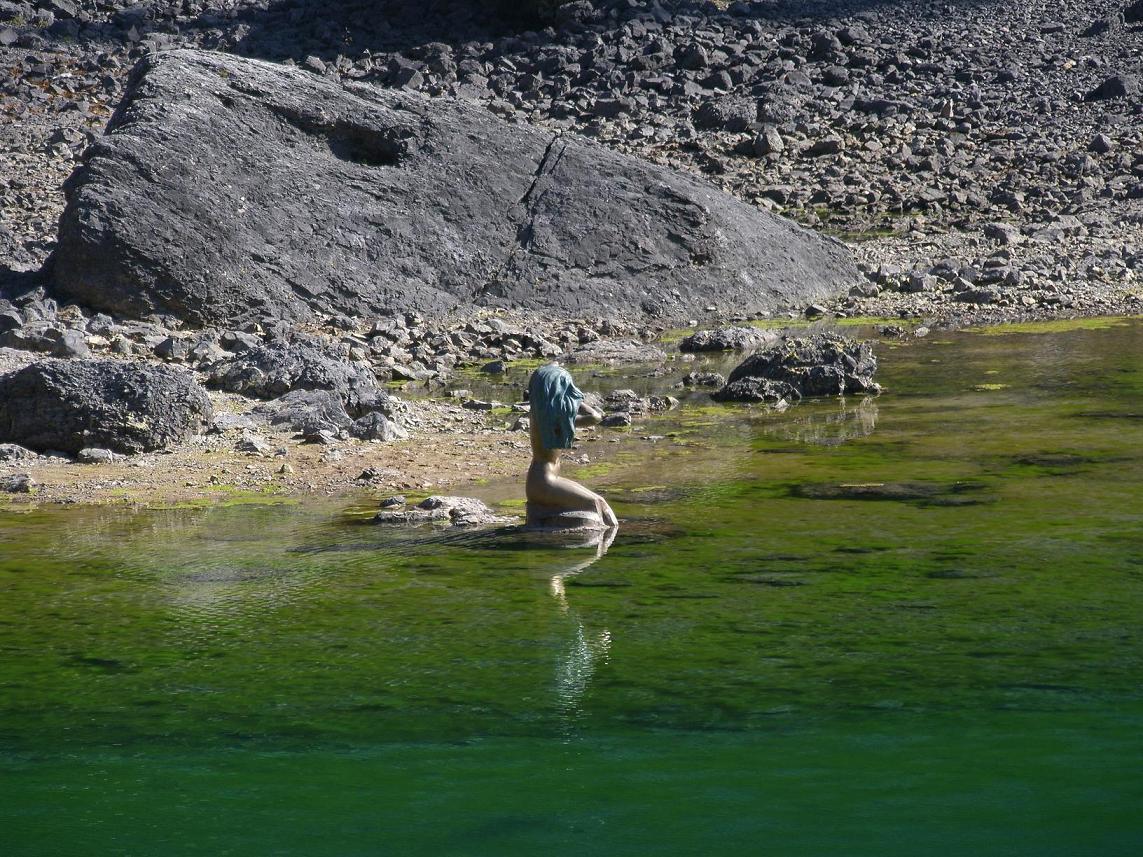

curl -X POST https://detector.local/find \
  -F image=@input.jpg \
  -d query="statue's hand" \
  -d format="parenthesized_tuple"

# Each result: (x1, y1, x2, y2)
(598, 497, 618, 528)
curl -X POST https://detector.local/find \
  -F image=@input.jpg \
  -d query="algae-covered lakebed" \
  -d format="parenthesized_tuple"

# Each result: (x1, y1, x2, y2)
(3, 319, 1143, 855)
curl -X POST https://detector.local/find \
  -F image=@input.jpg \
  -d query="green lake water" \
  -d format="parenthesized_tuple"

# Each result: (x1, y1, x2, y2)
(3, 319, 1143, 855)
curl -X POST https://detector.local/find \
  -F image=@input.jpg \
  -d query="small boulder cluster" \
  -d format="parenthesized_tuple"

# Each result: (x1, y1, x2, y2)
(712, 333, 880, 406)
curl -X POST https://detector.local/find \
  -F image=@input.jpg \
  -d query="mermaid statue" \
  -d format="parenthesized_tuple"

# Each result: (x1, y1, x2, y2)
(525, 363, 618, 531)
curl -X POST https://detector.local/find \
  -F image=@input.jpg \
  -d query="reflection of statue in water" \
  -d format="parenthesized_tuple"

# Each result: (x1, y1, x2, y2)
(549, 527, 615, 734)
(526, 363, 618, 531)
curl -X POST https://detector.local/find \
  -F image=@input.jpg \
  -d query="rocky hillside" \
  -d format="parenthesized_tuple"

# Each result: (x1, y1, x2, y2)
(2, 0, 1142, 320)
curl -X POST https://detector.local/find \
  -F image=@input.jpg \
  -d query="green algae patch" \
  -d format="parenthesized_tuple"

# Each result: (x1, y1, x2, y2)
(971, 316, 1139, 336)
(147, 489, 299, 511)
(654, 326, 694, 346)
(566, 460, 616, 479)
(834, 316, 907, 327)
(750, 317, 811, 330)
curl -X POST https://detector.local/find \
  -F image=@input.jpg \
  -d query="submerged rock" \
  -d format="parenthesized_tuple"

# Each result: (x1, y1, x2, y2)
(0, 360, 212, 454)
(681, 371, 726, 388)
(790, 480, 990, 507)
(50, 50, 858, 327)
(713, 334, 880, 402)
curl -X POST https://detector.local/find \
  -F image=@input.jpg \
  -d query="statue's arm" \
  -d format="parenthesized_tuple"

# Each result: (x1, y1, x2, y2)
(575, 401, 603, 427)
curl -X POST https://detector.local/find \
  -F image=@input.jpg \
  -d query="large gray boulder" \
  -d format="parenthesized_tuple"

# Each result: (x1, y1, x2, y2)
(0, 360, 212, 454)
(49, 50, 857, 328)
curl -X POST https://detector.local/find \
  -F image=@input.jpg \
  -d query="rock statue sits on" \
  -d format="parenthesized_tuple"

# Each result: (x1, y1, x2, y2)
(525, 364, 618, 532)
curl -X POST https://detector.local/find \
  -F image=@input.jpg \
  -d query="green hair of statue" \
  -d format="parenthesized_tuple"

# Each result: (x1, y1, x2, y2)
(528, 363, 584, 450)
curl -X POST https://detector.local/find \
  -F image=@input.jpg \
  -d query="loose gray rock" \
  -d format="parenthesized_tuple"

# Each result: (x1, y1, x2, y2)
(207, 338, 385, 415)
(1, 474, 36, 493)
(752, 127, 785, 156)
(0, 360, 212, 454)
(679, 326, 779, 352)
(50, 50, 857, 327)
(693, 96, 757, 131)
(0, 443, 38, 462)
(77, 447, 116, 464)
(350, 412, 408, 441)
(235, 431, 273, 455)
(0, 310, 22, 334)
(254, 389, 355, 435)
(564, 339, 667, 364)
(1085, 74, 1139, 101)
(982, 223, 1024, 246)
(209, 413, 258, 433)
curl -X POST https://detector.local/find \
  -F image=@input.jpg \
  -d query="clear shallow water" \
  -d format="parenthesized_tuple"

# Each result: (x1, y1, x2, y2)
(2, 319, 1143, 855)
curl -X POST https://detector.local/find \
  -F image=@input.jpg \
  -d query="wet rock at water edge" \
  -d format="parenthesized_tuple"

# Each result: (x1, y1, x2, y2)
(372, 495, 514, 527)
(1, 474, 36, 493)
(711, 377, 800, 407)
(49, 50, 858, 327)
(681, 371, 726, 388)
(601, 412, 633, 427)
(713, 334, 880, 402)
(0, 360, 212, 454)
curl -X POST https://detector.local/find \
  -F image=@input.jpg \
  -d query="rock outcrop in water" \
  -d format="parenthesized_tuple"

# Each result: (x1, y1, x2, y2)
(0, 360, 212, 454)
(713, 333, 880, 403)
(372, 495, 513, 526)
(48, 49, 857, 327)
